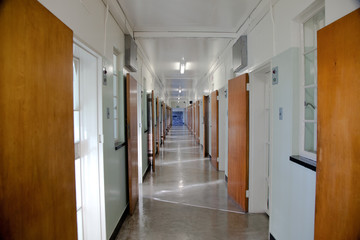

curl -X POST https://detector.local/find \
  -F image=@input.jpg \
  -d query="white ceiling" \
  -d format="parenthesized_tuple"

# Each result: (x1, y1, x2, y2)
(117, 0, 261, 103)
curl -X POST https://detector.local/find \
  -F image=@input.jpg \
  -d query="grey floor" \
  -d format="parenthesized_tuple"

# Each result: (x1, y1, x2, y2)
(116, 126, 269, 240)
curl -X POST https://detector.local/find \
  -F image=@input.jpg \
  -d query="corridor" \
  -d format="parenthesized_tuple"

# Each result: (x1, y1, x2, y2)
(116, 126, 269, 240)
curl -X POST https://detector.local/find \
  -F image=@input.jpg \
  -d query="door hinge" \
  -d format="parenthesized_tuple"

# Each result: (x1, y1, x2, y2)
(246, 83, 251, 91)
(246, 190, 249, 198)
(98, 134, 104, 143)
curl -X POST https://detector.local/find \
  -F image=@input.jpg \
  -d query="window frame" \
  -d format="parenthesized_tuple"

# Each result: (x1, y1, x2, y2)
(299, 6, 325, 161)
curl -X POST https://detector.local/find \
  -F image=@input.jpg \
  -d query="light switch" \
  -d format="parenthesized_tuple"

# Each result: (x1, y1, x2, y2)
(107, 107, 110, 119)
(272, 66, 278, 85)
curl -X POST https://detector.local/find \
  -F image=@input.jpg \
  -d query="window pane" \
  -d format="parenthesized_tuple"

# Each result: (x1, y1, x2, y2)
(113, 75, 118, 97)
(113, 97, 118, 119)
(73, 59, 80, 110)
(114, 119, 118, 140)
(304, 51, 316, 86)
(305, 122, 317, 153)
(304, 17, 315, 52)
(74, 111, 80, 143)
(113, 54, 117, 73)
(118, 76, 125, 143)
(305, 87, 317, 120)
(314, 9, 325, 44)
(77, 210, 83, 240)
(75, 158, 82, 210)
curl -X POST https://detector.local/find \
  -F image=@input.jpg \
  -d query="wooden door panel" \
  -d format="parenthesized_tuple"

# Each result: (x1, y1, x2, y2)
(228, 74, 249, 212)
(0, 0, 76, 238)
(126, 74, 138, 215)
(196, 101, 200, 142)
(156, 98, 159, 153)
(211, 90, 219, 170)
(203, 96, 209, 157)
(315, 9, 360, 239)
(151, 91, 155, 171)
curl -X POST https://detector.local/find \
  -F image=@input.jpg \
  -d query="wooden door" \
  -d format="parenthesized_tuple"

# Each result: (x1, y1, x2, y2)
(203, 96, 209, 157)
(147, 91, 155, 171)
(211, 90, 219, 170)
(151, 91, 155, 171)
(197, 101, 200, 143)
(156, 98, 159, 153)
(315, 9, 360, 239)
(193, 105, 196, 135)
(228, 74, 249, 212)
(0, 0, 76, 238)
(162, 103, 165, 141)
(126, 74, 138, 215)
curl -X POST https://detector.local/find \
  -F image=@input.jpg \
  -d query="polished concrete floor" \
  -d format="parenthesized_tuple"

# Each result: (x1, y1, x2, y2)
(116, 126, 269, 240)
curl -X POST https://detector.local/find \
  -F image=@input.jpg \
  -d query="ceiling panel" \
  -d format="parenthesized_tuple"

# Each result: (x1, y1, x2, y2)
(116, 0, 262, 103)
(138, 37, 231, 99)
(118, 0, 260, 32)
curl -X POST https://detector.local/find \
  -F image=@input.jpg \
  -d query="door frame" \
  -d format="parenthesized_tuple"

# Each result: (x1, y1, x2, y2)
(249, 62, 272, 214)
(73, 37, 106, 239)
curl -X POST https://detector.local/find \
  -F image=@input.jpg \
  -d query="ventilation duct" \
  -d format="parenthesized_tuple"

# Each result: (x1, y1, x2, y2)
(125, 34, 138, 72)
(233, 35, 247, 73)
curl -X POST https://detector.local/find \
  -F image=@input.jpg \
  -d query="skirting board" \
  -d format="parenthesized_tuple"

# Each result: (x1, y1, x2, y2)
(109, 205, 129, 240)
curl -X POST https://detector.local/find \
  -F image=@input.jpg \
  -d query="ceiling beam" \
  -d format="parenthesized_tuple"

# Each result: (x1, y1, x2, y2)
(134, 31, 238, 39)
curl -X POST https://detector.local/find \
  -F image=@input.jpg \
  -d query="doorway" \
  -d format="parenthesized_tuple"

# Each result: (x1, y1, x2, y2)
(73, 41, 105, 240)
(249, 63, 271, 214)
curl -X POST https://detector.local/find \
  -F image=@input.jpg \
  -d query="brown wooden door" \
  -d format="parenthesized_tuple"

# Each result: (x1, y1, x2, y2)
(151, 91, 156, 171)
(126, 74, 138, 215)
(315, 9, 360, 240)
(228, 74, 249, 212)
(196, 101, 201, 143)
(156, 98, 159, 153)
(196, 101, 200, 143)
(203, 96, 209, 157)
(162, 103, 166, 141)
(211, 90, 219, 170)
(0, 0, 76, 239)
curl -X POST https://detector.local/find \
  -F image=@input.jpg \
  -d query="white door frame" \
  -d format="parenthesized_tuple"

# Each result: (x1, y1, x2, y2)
(248, 62, 272, 214)
(73, 38, 106, 240)
(137, 83, 143, 184)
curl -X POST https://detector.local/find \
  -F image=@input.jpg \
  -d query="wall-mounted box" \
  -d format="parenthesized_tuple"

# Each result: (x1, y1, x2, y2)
(233, 35, 248, 73)
(125, 34, 138, 72)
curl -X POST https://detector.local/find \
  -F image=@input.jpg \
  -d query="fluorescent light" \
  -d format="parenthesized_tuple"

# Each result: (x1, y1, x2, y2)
(180, 63, 185, 74)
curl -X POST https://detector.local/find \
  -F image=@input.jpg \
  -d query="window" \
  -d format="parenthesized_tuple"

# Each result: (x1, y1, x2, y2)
(300, 8, 325, 160)
(113, 51, 125, 147)
(73, 57, 83, 240)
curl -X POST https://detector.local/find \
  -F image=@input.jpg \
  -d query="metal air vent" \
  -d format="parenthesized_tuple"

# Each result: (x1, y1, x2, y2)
(233, 35, 247, 73)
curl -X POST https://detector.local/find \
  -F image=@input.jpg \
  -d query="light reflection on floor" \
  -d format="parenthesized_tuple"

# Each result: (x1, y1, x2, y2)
(116, 126, 269, 240)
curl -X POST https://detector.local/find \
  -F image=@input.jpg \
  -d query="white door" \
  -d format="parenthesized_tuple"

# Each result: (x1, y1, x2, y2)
(73, 42, 105, 240)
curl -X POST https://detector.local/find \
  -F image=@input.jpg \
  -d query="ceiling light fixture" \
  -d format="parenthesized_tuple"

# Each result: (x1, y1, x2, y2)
(180, 63, 185, 74)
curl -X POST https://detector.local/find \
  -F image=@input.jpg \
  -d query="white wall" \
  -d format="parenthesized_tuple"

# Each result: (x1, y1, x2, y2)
(325, 0, 359, 24)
